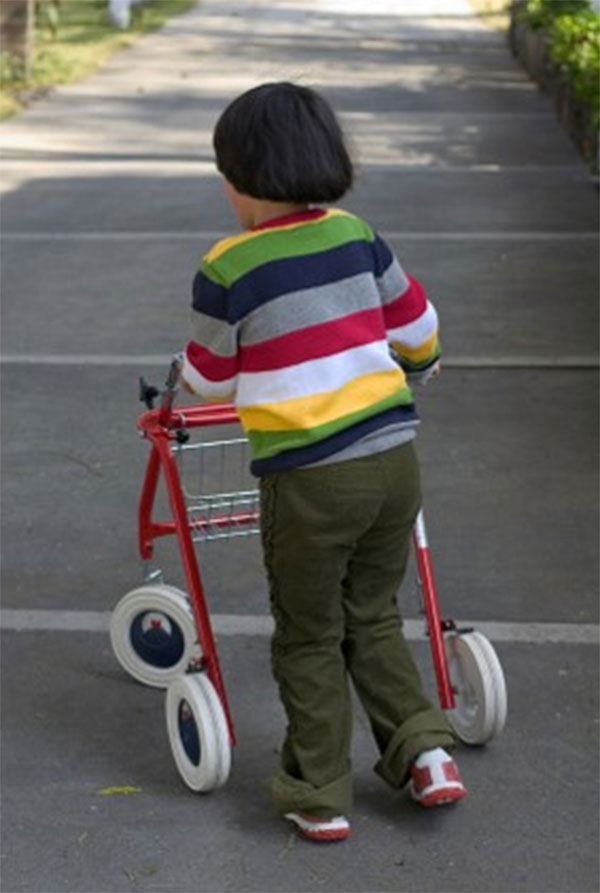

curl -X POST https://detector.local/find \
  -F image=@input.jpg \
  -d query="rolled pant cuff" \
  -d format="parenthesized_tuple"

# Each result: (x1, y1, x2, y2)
(265, 768, 353, 818)
(374, 709, 456, 789)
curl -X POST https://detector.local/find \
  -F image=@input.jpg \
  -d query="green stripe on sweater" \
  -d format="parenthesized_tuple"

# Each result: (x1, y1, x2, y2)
(244, 388, 413, 460)
(205, 214, 374, 286)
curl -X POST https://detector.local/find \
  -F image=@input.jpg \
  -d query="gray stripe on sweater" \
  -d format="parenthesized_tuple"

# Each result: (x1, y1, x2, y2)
(189, 308, 237, 358)
(189, 259, 411, 357)
(242, 273, 381, 344)
(240, 273, 380, 344)
(304, 423, 418, 468)
(377, 258, 410, 304)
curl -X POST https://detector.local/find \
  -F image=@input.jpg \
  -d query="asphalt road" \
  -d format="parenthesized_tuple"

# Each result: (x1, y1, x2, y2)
(1, 1, 598, 892)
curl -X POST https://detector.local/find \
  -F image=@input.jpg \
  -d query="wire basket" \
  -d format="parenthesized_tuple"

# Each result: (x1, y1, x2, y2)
(174, 435, 260, 543)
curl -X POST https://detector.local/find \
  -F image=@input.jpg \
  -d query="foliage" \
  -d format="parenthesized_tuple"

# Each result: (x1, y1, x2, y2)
(520, 0, 592, 30)
(520, 0, 600, 126)
(550, 10, 600, 113)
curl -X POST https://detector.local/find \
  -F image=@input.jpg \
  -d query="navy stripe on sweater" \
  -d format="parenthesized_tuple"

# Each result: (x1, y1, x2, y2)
(250, 404, 418, 476)
(193, 239, 385, 323)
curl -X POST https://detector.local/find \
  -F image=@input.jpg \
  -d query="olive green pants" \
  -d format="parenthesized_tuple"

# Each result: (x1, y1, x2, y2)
(259, 442, 455, 818)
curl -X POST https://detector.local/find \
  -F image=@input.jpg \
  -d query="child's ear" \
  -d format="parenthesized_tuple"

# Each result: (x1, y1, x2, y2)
(222, 179, 256, 229)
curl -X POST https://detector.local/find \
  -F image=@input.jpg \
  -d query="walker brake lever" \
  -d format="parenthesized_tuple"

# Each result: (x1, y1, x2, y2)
(140, 354, 183, 418)
(139, 377, 159, 410)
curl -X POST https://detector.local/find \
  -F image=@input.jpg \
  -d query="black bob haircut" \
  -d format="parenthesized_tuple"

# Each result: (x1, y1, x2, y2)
(213, 82, 354, 203)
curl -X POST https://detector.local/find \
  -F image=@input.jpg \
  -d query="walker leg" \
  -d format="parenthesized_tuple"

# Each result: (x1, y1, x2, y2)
(156, 433, 237, 746)
(412, 510, 455, 710)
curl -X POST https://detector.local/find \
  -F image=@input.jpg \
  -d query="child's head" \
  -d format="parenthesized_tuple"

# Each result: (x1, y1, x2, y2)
(213, 82, 353, 205)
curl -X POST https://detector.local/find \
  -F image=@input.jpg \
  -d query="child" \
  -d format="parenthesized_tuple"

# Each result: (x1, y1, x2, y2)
(181, 82, 466, 843)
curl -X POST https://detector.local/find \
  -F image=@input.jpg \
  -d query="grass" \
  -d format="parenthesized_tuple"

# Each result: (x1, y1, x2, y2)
(0, 0, 196, 119)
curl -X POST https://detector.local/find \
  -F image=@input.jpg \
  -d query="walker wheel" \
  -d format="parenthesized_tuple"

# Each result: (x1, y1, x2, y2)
(110, 584, 199, 688)
(445, 631, 507, 745)
(165, 673, 231, 792)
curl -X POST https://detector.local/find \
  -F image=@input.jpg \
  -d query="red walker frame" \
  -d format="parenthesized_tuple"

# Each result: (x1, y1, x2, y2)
(136, 385, 457, 751)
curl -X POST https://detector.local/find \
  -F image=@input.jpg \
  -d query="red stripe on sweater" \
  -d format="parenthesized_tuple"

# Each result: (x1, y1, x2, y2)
(383, 275, 428, 329)
(186, 341, 238, 382)
(251, 208, 328, 232)
(239, 306, 386, 372)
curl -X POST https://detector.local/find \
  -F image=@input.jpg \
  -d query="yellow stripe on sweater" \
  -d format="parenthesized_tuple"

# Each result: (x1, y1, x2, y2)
(204, 208, 350, 264)
(239, 368, 406, 432)
(391, 331, 439, 364)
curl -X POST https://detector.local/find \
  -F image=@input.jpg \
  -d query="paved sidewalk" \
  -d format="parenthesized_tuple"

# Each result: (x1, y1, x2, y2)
(1, 1, 598, 891)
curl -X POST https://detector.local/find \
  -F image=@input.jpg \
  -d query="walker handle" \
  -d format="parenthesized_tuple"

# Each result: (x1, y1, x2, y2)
(139, 353, 183, 423)
(158, 353, 184, 425)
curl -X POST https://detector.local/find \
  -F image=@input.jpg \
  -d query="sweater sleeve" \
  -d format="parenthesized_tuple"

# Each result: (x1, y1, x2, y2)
(181, 260, 239, 399)
(372, 234, 441, 374)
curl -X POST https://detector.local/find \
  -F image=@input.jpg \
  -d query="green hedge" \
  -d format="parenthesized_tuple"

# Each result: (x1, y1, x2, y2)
(519, 0, 600, 125)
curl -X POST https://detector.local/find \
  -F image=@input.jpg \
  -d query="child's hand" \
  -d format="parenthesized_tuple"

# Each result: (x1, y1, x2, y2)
(408, 360, 441, 387)
(426, 360, 441, 383)
(180, 375, 197, 395)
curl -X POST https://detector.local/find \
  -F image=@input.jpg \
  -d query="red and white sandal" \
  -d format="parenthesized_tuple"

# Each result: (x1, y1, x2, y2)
(284, 812, 350, 842)
(409, 748, 467, 807)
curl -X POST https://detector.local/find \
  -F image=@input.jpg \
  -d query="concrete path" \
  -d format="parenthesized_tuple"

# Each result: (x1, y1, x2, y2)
(1, 1, 598, 891)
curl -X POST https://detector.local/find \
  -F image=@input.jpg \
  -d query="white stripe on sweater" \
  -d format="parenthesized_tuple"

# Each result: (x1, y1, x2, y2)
(235, 340, 399, 408)
(387, 301, 439, 348)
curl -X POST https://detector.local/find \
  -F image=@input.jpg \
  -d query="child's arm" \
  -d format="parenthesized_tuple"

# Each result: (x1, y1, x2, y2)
(180, 262, 239, 402)
(372, 234, 441, 386)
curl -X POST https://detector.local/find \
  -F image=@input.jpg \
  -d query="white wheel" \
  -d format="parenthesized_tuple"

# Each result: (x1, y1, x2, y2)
(469, 631, 507, 738)
(165, 673, 231, 792)
(445, 631, 507, 745)
(110, 585, 200, 688)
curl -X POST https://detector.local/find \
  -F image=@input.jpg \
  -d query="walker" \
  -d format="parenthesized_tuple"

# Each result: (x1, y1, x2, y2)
(110, 358, 507, 792)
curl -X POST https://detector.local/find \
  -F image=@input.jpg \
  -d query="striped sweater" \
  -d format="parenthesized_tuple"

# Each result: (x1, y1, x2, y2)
(182, 207, 440, 476)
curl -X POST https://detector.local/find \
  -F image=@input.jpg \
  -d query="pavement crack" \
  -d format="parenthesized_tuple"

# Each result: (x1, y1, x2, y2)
(38, 449, 104, 477)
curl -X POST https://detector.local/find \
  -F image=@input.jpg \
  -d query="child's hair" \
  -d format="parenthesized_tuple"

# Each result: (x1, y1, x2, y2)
(213, 82, 353, 203)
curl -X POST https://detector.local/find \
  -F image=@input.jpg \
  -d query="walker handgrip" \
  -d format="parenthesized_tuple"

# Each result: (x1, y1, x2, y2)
(158, 354, 184, 426)
(165, 353, 184, 390)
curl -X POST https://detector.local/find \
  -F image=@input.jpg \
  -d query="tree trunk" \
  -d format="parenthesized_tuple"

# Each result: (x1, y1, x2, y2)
(0, 0, 35, 78)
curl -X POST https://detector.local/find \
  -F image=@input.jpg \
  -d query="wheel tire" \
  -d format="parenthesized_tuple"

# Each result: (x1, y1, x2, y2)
(165, 673, 232, 792)
(445, 631, 506, 745)
(110, 585, 199, 688)
(468, 631, 508, 738)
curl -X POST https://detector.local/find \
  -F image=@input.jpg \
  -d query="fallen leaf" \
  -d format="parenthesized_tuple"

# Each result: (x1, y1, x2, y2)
(97, 785, 142, 796)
